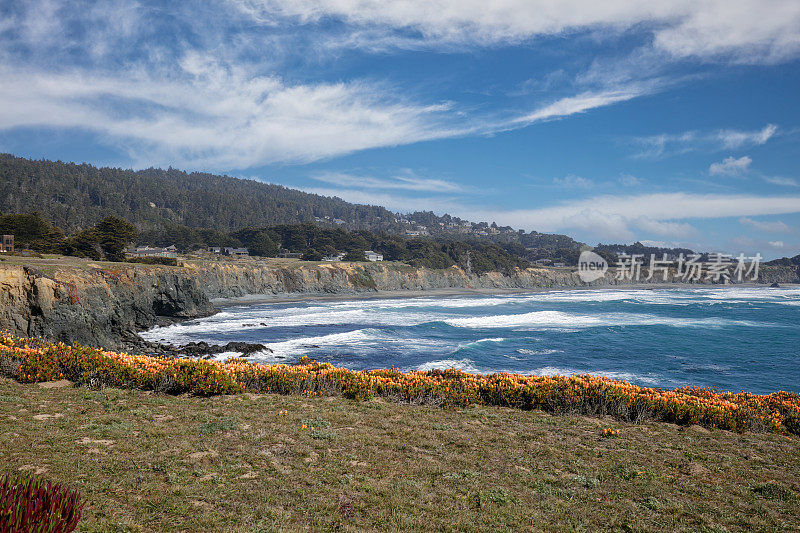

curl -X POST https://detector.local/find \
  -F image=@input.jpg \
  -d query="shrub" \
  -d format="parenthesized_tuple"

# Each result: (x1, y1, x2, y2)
(751, 482, 796, 501)
(0, 472, 83, 532)
(125, 257, 178, 266)
(1, 333, 799, 434)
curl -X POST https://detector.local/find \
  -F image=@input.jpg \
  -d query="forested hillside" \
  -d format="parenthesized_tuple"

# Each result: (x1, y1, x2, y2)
(0, 154, 696, 266)
(0, 154, 396, 233)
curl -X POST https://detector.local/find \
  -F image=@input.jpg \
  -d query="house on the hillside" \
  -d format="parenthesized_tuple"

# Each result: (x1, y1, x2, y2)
(323, 252, 346, 262)
(208, 246, 222, 254)
(364, 250, 383, 262)
(278, 250, 303, 259)
(0, 234, 14, 253)
(128, 246, 177, 259)
(224, 247, 250, 258)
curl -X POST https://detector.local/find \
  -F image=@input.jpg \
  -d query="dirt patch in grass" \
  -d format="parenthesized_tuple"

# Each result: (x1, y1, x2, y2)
(0, 377, 798, 531)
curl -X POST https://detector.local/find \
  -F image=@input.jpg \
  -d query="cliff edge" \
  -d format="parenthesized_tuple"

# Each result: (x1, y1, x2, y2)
(1, 258, 797, 349)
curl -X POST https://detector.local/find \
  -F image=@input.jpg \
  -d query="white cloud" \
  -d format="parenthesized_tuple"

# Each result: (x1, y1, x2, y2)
(233, 1, 800, 63)
(465, 192, 800, 241)
(631, 124, 777, 158)
(709, 155, 752, 176)
(0, 56, 659, 168)
(511, 87, 649, 125)
(717, 124, 778, 149)
(618, 174, 642, 186)
(0, 63, 467, 168)
(0, 1, 794, 170)
(553, 175, 593, 189)
(311, 171, 463, 192)
(731, 235, 794, 253)
(739, 217, 795, 234)
(763, 176, 799, 187)
(634, 217, 696, 237)
(639, 239, 685, 248)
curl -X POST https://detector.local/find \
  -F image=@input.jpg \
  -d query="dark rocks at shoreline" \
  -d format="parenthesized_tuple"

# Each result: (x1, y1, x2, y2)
(3, 259, 800, 353)
(179, 341, 270, 357)
(137, 340, 271, 359)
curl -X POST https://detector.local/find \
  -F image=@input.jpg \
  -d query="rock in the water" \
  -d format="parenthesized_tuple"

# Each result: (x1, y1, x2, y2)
(770, 282, 780, 288)
(173, 341, 269, 357)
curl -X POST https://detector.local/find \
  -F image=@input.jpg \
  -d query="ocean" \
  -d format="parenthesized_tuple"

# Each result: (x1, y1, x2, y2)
(139, 286, 800, 394)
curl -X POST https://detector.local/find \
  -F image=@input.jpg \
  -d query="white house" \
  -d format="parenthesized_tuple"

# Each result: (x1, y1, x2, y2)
(224, 247, 250, 258)
(128, 246, 178, 259)
(364, 250, 383, 262)
(323, 252, 346, 262)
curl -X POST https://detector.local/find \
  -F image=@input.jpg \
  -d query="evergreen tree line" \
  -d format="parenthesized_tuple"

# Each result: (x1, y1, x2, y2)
(0, 154, 400, 234)
(1, 214, 530, 274)
(143, 222, 530, 274)
(0, 212, 135, 262)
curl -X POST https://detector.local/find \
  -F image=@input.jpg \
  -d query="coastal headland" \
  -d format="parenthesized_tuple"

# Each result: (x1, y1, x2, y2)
(2, 254, 798, 350)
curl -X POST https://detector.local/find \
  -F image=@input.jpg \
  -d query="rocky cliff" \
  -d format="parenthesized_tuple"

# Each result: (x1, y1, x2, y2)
(1, 259, 797, 349)
(0, 264, 215, 348)
(181, 260, 800, 296)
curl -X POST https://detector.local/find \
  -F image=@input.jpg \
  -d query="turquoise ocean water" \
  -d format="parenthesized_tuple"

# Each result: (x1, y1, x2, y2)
(140, 287, 800, 394)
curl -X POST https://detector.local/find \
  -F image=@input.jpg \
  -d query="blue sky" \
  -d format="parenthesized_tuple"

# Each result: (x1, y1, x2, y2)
(1, 0, 799, 257)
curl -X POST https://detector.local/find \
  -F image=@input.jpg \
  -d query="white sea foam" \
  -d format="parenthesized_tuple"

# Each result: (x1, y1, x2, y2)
(255, 329, 378, 360)
(473, 337, 506, 344)
(515, 348, 563, 356)
(415, 358, 480, 373)
(530, 366, 662, 385)
(140, 307, 448, 344)
(444, 310, 769, 329)
(450, 337, 507, 354)
(211, 351, 243, 361)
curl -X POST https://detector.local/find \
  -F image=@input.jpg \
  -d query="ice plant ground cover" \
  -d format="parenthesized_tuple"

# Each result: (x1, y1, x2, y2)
(2, 333, 799, 434)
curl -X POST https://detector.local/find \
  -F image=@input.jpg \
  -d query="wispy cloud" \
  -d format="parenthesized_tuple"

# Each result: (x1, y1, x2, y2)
(739, 217, 796, 234)
(0, 54, 661, 169)
(763, 176, 799, 187)
(717, 124, 778, 149)
(511, 87, 651, 126)
(630, 124, 778, 158)
(730, 235, 795, 253)
(311, 171, 463, 192)
(618, 174, 642, 186)
(553, 175, 593, 189)
(709, 155, 752, 176)
(465, 193, 800, 241)
(233, 1, 800, 64)
(0, 62, 466, 168)
(0, 0, 796, 173)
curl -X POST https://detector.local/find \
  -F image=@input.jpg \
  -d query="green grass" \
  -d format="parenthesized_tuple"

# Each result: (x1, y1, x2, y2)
(0, 253, 171, 275)
(1, 377, 798, 532)
(0, 253, 417, 276)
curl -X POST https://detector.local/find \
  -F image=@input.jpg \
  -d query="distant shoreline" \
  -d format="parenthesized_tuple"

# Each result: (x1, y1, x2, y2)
(210, 281, 795, 308)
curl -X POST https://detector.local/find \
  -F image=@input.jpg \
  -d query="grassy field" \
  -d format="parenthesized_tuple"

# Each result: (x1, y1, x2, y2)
(0, 252, 415, 274)
(1, 377, 798, 532)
